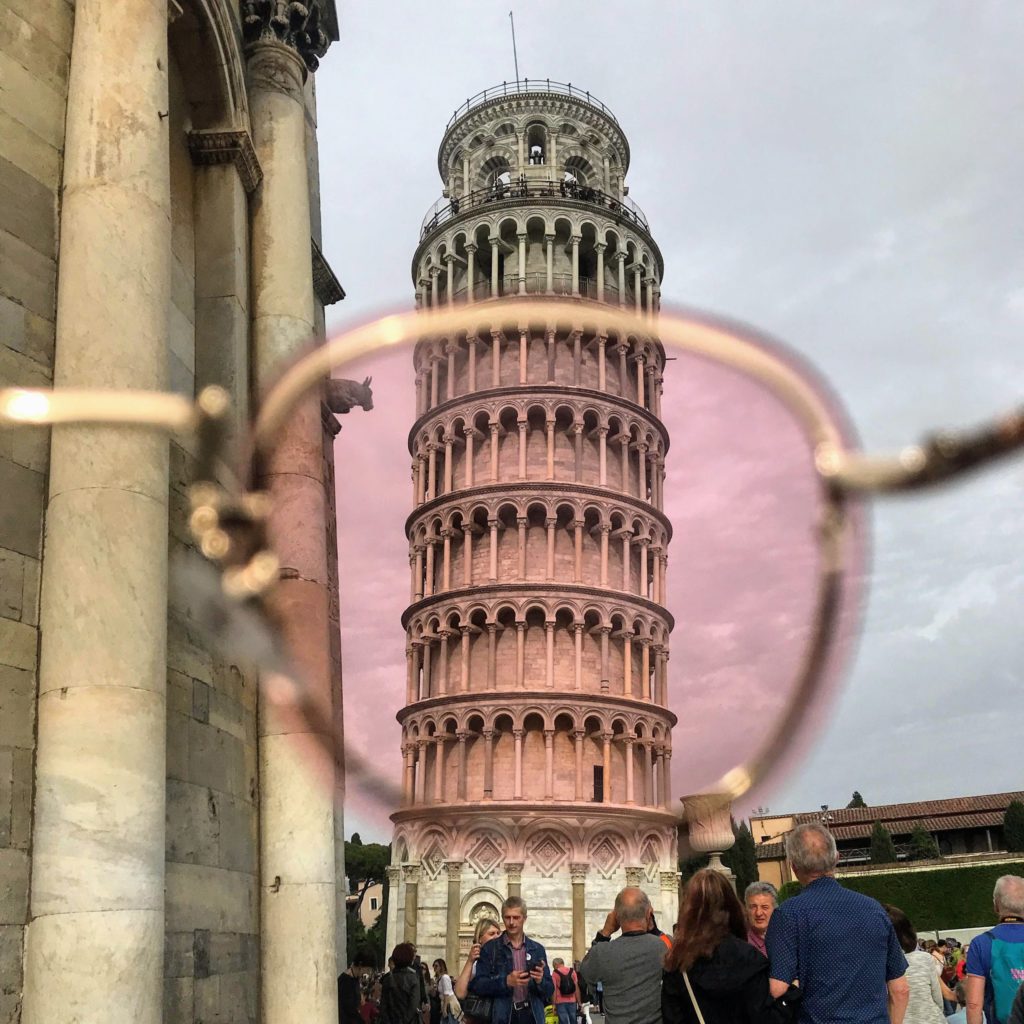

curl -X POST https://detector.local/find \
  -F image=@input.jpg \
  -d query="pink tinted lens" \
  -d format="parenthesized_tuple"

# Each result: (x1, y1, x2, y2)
(329, 331, 865, 833)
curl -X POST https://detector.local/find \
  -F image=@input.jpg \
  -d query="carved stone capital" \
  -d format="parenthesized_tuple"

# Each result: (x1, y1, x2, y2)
(570, 862, 589, 883)
(445, 860, 464, 880)
(386, 866, 402, 885)
(660, 870, 680, 891)
(624, 865, 644, 886)
(402, 863, 421, 884)
(188, 129, 263, 193)
(505, 863, 524, 882)
(242, 0, 338, 74)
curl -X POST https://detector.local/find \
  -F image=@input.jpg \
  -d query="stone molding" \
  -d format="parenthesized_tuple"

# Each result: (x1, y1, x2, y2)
(409, 382, 669, 449)
(241, 0, 338, 74)
(312, 238, 345, 306)
(188, 129, 263, 193)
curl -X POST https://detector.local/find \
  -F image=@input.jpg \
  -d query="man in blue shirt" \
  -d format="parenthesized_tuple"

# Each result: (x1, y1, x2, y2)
(965, 874, 1024, 1024)
(766, 823, 909, 1024)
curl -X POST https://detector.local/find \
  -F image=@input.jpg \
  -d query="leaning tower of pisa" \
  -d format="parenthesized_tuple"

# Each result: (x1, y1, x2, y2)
(385, 80, 679, 969)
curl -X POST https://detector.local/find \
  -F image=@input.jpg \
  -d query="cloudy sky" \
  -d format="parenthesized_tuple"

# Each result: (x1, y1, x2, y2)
(315, 2, 1024, 838)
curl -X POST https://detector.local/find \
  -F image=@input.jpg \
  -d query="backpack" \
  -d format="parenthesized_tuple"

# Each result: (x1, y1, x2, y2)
(557, 969, 576, 997)
(987, 932, 1024, 1023)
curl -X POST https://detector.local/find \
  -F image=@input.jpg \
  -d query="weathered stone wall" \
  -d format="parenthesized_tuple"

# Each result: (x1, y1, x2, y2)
(0, 1, 73, 1019)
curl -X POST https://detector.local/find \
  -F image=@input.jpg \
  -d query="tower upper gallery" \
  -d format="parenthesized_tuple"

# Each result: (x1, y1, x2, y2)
(413, 80, 663, 309)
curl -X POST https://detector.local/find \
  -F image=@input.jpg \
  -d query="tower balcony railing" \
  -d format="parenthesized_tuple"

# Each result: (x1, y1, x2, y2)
(446, 78, 619, 130)
(450, 273, 635, 306)
(420, 178, 649, 240)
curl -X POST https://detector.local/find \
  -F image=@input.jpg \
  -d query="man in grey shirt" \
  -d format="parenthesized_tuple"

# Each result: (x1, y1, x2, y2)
(580, 887, 666, 1024)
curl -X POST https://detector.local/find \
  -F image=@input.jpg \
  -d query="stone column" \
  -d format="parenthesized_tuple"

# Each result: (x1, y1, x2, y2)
(490, 238, 500, 296)
(518, 420, 528, 478)
(660, 871, 680, 929)
(460, 630, 472, 691)
(441, 529, 452, 590)
(466, 243, 477, 303)
(570, 864, 589, 962)
(573, 425, 584, 480)
(546, 420, 556, 479)
(464, 426, 476, 487)
(446, 254, 455, 307)
(599, 627, 611, 692)
(625, 738, 636, 804)
(573, 625, 584, 691)
(386, 866, 402, 951)
(595, 242, 606, 301)
(546, 518, 557, 581)
(424, 537, 435, 597)
(570, 234, 581, 295)
(23, 0, 171, 1018)
(519, 330, 529, 383)
(489, 422, 500, 480)
(616, 252, 627, 307)
(490, 332, 502, 388)
(602, 734, 613, 802)
(515, 623, 526, 688)
(573, 730, 585, 800)
(545, 623, 556, 688)
(445, 862, 464, 971)
(457, 732, 469, 799)
(247, 31, 340, 1020)
(633, 265, 643, 314)
(443, 435, 454, 490)
(544, 730, 555, 798)
(573, 521, 584, 582)
(513, 729, 524, 798)
(482, 729, 495, 799)
(623, 632, 633, 696)
(597, 427, 608, 485)
(488, 518, 499, 583)
(517, 232, 527, 294)
(403, 864, 420, 943)
(599, 525, 610, 587)
(486, 626, 497, 690)
(463, 525, 475, 586)
(545, 234, 555, 292)
(506, 864, 524, 899)
(517, 516, 528, 579)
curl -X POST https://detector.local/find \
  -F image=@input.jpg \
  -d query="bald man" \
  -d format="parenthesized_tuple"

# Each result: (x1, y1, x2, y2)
(580, 887, 665, 1024)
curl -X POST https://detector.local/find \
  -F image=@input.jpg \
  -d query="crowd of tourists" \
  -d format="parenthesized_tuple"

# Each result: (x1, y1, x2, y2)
(340, 823, 1024, 1024)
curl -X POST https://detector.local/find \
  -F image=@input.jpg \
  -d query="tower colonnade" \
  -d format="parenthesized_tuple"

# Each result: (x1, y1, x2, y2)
(388, 82, 679, 971)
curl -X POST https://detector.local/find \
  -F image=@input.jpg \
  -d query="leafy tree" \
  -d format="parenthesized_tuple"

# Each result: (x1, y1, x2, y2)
(778, 881, 802, 902)
(907, 823, 940, 861)
(345, 837, 391, 917)
(1004, 801, 1024, 853)
(869, 821, 898, 865)
(847, 792, 867, 809)
(722, 821, 759, 896)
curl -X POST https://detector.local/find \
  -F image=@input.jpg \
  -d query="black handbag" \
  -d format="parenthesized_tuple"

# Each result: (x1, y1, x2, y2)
(459, 992, 492, 1022)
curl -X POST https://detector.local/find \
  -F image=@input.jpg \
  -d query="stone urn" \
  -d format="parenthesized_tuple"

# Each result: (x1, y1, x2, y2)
(681, 794, 736, 878)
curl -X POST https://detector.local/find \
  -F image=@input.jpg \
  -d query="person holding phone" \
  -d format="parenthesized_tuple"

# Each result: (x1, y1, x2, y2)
(469, 896, 554, 1024)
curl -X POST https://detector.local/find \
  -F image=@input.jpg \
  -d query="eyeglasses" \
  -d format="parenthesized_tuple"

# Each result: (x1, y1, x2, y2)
(2, 299, 1021, 821)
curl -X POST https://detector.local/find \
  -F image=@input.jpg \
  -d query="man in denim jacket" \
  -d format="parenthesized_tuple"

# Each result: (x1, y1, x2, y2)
(470, 896, 554, 1024)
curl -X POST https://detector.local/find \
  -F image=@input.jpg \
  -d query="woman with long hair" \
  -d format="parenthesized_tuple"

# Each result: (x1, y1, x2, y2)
(454, 918, 502, 1024)
(380, 944, 423, 1024)
(662, 869, 773, 1024)
(882, 904, 951, 1024)
(434, 958, 459, 1024)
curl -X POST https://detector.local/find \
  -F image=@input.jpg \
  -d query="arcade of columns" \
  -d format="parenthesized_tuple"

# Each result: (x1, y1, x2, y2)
(387, 83, 680, 970)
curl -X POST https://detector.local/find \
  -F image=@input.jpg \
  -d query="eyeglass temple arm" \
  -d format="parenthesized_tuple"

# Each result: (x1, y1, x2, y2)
(820, 406, 1024, 495)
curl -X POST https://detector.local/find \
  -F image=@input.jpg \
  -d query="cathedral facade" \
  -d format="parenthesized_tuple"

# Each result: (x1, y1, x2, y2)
(0, 2, 349, 1021)
(386, 81, 680, 970)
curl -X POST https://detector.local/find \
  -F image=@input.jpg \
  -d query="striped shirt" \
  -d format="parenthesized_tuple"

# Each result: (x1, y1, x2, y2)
(505, 934, 528, 1003)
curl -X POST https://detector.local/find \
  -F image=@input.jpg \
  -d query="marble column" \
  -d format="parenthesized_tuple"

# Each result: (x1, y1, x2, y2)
(570, 864, 589, 962)
(247, 29, 338, 1024)
(403, 864, 420, 943)
(660, 870, 681, 930)
(445, 862, 464, 973)
(23, 0, 171, 1018)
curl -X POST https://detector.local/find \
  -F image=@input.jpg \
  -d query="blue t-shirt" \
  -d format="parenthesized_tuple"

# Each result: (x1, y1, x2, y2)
(965, 921, 1024, 1024)
(766, 876, 907, 1024)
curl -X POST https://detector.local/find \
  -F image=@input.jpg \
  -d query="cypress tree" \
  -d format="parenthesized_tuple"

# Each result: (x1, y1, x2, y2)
(870, 821, 898, 864)
(1004, 801, 1024, 852)
(907, 823, 941, 861)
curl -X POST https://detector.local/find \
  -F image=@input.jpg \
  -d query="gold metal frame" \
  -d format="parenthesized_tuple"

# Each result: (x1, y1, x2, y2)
(2, 300, 1021, 818)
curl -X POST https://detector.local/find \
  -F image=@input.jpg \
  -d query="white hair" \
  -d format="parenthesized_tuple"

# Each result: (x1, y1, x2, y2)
(994, 875, 1024, 917)
(785, 823, 838, 875)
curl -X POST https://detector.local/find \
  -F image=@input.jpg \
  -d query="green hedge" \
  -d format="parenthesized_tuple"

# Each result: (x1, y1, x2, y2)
(839, 861, 1024, 931)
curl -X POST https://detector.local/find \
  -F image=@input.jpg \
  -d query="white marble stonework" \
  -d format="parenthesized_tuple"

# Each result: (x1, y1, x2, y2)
(387, 79, 681, 964)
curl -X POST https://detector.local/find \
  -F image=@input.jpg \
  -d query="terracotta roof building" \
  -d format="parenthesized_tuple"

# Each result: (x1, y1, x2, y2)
(751, 791, 1024, 887)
